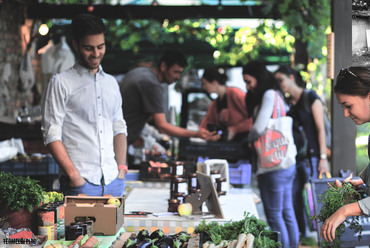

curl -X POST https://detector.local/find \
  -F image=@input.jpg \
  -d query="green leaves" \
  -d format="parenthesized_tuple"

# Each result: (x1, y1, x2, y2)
(0, 172, 44, 212)
(194, 212, 281, 247)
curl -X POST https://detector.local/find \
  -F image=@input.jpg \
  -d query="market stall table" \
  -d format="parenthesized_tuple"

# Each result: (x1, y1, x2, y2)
(123, 182, 259, 234)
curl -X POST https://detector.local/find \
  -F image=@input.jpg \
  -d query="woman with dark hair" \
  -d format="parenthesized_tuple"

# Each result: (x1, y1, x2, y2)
(243, 61, 299, 248)
(321, 66, 370, 243)
(275, 65, 330, 240)
(199, 66, 253, 141)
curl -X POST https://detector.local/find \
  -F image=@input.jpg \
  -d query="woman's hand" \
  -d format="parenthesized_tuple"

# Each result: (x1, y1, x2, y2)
(318, 158, 329, 174)
(320, 202, 363, 242)
(320, 206, 347, 242)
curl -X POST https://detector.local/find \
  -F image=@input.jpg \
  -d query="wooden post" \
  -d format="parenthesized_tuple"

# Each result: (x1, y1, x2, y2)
(331, 0, 357, 176)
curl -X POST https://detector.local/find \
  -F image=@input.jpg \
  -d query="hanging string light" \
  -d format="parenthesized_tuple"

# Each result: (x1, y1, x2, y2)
(38, 23, 49, 36)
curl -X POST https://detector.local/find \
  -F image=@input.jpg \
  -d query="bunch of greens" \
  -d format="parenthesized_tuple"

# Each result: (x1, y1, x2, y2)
(42, 191, 64, 203)
(312, 182, 363, 247)
(194, 212, 282, 248)
(0, 171, 44, 212)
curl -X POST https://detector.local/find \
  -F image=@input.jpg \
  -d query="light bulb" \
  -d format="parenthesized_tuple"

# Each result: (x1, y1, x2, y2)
(39, 24, 49, 36)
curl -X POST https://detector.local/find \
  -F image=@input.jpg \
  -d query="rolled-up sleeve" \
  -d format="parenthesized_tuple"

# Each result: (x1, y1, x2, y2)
(113, 119, 127, 136)
(112, 87, 127, 136)
(41, 75, 67, 145)
(358, 197, 370, 216)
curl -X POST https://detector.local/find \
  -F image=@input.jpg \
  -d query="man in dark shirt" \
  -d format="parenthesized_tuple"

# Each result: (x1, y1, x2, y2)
(120, 50, 212, 149)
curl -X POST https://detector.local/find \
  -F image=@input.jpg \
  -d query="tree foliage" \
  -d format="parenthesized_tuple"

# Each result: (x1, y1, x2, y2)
(105, 18, 295, 66)
(43, 0, 330, 67)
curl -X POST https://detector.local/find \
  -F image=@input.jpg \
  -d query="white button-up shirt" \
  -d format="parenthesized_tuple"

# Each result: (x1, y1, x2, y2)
(41, 63, 127, 185)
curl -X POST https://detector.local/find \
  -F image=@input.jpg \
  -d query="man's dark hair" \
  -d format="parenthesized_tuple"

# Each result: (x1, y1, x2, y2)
(158, 49, 187, 69)
(71, 13, 106, 43)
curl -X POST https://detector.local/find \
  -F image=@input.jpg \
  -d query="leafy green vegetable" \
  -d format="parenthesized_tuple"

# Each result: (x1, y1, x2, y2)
(42, 191, 64, 203)
(194, 212, 282, 247)
(312, 182, 363, 248)
(0, 171, 44, 212)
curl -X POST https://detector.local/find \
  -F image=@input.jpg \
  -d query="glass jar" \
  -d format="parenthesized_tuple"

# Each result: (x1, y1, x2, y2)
(188, 173, 197, 193)
(172, 177, 188, 194)
(168, 199, 180, 212)
(172, 192, 186, 204)
(171, 161, 185, 177)
(210, 170, 221, 185)
(216, 177, 227, 192)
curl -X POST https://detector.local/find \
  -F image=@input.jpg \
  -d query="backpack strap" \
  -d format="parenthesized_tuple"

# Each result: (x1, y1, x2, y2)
(302, 89, 311, 113)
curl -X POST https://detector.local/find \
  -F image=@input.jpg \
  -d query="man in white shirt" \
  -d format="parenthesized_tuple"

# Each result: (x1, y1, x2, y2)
(41, 14, 128, 196)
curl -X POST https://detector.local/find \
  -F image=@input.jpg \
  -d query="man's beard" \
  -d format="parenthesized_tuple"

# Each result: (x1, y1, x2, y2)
(78, 51, 100, 70)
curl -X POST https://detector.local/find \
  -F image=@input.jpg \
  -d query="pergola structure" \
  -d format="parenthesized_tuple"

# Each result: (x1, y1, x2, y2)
(23, 0, 356, 177)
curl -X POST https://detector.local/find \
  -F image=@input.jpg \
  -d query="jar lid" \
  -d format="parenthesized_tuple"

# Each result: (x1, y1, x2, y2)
(216, 177, 226, 182)
(172, 192, 185, 197)
(168, 199, 180, 203)
(172, 161, 185, 165)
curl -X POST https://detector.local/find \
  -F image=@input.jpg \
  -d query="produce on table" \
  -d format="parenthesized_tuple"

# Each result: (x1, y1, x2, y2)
(149, 229, 165, 240)
(122, 229, 191, 248)
(43, 191, 64, 204)
(312, 179, 364, 248)
(107, 197, 122, 207)
(178, 203, 193, 216)
(136, 229, 150, 242)
(62, 234, 100, 248)
(174, 231, 191, 243)
(45, 244, 67, 248)
(194, 212, 282, 248)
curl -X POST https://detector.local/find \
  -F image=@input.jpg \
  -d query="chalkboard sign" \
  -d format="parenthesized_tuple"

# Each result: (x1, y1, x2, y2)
(311, 178, 370, 247)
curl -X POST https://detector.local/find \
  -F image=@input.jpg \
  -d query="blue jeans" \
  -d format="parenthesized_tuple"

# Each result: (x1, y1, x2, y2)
(292, 156, 318, 236)
(258, 165, 299, 248)
(60, 176, 126, 197)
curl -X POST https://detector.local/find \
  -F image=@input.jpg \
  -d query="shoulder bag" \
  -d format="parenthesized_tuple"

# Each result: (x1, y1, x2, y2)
(254, 91, 297, 174)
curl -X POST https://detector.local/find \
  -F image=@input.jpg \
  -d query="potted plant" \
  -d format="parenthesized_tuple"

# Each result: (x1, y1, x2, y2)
(0, 171, 44, 230)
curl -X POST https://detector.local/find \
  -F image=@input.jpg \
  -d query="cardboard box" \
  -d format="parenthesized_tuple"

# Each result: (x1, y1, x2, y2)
(64, 194, 124, 236)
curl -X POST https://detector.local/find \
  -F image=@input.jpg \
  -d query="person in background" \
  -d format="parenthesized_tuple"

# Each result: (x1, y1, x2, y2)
(41, 14, 128, 197)
(243, 61, 299, 248)
(274, 65, 330, 241)
(321, 66, 370, 243)
(199, 66, 253, 142)
(120, 49, 213, 165)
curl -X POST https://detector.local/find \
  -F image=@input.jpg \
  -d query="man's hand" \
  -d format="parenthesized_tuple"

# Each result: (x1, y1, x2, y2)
(69, 174, 86, 187)
(118, 169, 126, 179)
(198, 129, 220, 141)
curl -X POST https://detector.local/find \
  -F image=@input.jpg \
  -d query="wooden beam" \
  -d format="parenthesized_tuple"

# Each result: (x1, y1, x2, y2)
(26, 3, 281, 20)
